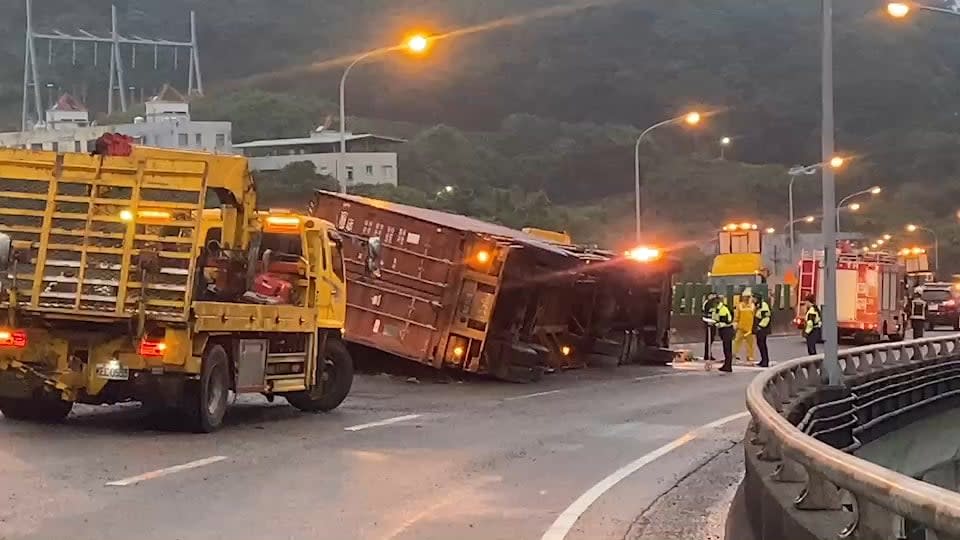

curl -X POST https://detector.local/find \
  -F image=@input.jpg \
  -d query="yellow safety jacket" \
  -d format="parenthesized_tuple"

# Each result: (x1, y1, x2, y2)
(756, 301, 772, 330)
(735, 301, 755, 333)
(713, 303, 733, 329)
(804, 306, 822, 335)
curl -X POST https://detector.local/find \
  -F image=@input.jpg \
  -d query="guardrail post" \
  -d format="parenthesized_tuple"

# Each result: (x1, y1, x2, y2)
(774, 456, 806, 483)
(757, 426, 782, 461)
(795, 469, 840, 510)
(850, 498, 900, 540)
(842, 353, 858, 376)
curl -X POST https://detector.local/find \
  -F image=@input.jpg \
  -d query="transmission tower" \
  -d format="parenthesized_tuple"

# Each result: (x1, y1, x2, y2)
(22, 0, 203, 130)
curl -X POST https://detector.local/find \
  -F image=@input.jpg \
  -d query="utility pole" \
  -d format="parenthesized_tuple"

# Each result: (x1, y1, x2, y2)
(821, 0, 842, 385)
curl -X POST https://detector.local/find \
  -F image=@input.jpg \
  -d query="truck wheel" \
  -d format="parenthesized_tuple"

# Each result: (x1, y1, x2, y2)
(0, 395, 73, 423)
(184, 345, 230, 433)
(287, 338, 354, 413)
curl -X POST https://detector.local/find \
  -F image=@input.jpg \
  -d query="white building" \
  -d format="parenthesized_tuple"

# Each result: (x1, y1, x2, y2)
(234, 130, 405, 187)
(0, 90, 232, 154)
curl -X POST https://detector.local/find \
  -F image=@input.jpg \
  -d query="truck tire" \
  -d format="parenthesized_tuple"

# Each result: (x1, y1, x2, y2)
(184, 344, 230, 433)
(287, 338, 354, 413)
(0, 395, 73, 423)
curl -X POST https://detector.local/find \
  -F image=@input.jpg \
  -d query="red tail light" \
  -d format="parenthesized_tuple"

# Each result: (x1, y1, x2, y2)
(946, 300, 956, 307)
(0, 329, 27, 348)
(139, 339, 168, 357)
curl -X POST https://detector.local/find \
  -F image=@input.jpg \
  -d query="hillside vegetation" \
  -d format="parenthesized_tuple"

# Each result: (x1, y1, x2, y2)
(2, 1, 960, 270)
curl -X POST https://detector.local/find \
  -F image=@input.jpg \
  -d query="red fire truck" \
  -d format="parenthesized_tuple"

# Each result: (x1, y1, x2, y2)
(795, 248, 907, 343)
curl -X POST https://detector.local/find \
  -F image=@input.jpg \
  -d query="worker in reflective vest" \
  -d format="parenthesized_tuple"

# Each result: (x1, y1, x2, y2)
(702, 293, 719, 361)
(754, 295, 772, 368)
(712, 298, 735, 373)
(910, 290, 927, 339)
(802, 294, 822, 355)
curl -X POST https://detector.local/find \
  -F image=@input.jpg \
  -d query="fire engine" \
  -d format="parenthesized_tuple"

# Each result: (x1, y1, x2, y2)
(795, 248, 906, 344)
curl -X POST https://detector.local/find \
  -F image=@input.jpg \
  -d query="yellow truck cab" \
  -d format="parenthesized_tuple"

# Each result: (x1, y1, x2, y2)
(0, 135, 355, 431)
(708, 222, 768, 291)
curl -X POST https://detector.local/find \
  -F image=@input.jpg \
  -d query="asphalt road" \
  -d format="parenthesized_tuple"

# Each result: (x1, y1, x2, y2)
(1, 333, 941, 540)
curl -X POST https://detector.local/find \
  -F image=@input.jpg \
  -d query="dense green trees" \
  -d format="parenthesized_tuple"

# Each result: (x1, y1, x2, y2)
(2, 0, 959, 271)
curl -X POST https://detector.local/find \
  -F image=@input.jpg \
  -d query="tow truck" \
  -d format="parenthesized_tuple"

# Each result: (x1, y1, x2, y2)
(0, 134, 355, 431)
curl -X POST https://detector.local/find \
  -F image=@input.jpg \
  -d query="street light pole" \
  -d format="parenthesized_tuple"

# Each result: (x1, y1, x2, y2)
(339, 50, 377, 194)
(337, 35, 430, 195)
(634, 118, 675, 243)
(789, 174, 797, 264)
(633, 112, 700, 243)
(821, 0, 842, 385)
(836, 187, 881, 231)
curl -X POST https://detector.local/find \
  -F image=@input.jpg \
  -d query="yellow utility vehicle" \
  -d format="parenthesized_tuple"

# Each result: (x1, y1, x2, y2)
(0, 135, 355, 431)
(708, 222, 769, 291)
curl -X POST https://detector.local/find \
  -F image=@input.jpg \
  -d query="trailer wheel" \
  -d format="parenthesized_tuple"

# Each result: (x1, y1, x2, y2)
(184, 344, 230, 433)
(287, 338, 354, 413)
(0, 395, 73, 423)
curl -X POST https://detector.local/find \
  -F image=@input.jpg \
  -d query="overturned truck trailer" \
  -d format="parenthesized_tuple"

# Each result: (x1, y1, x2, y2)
(307, 191, 677, 381)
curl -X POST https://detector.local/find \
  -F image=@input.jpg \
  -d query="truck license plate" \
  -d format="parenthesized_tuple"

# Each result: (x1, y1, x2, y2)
(930, 304, 940, 312)
(95, 363, 130, 381)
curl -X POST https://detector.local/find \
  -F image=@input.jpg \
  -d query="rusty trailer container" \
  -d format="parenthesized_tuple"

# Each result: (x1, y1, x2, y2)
(307, 191, 585, 381)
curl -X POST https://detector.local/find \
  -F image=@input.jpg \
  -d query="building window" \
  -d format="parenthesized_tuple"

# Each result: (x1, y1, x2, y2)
(345, 166, 354, 182)
(30, 143, 42, 151)
(215, 133, 226, 148)
(195, 133, 202, 146)
(178, 133, 189, 147)
(87, 140, 97, 152)
(383, 165, 395, 179)
(365, 165, 374, 176)
(51, 142, 59, 152)
(74, 140, 82, 152)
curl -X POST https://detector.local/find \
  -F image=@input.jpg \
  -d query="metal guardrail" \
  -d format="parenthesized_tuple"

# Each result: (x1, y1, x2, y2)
(746, 334, 960, 538)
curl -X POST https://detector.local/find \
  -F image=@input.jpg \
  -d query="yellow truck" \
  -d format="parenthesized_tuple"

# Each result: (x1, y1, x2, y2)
(0, 135, 355, 431)
(708, 222, 769, 291)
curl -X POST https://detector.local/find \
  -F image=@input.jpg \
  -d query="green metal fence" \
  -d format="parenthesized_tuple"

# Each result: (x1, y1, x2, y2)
(673, 282, 794, 316)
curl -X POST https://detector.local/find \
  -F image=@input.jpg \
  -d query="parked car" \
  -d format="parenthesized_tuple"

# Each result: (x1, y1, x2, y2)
(920, 283, 960, 331)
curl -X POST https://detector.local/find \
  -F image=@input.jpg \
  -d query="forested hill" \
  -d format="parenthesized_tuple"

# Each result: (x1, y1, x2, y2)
(2, 1, 960, 271)
(3, 1, 960, 160)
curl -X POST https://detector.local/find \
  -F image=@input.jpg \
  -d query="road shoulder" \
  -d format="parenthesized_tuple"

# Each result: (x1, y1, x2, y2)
(625, 443, 744, 540)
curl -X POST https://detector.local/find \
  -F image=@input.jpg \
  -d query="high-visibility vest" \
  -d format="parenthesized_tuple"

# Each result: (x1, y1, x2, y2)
(911, 298, 927, 320)
(713, 304, 733, 328)
(757, 301, 772, 329)
(804, 306, 822, 334)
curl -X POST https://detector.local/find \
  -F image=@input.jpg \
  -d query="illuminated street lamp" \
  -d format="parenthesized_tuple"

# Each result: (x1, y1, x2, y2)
(906, 223, 940, 271)
(887, 2, 960, 18)
(787, 156, 847, 263)
(719, 136, 732, 160)
(339, 34, 432, 193)
(634, 110, 703, 242)
(883, 234, 893, 241)
(836, 186, 881, 231)
(765, 227, 776, 234)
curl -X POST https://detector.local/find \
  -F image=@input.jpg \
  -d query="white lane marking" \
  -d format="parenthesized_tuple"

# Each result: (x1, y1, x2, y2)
(344, 414, 422, 432)
(105, 455, 228, 487)
(504, 390, 563, 401)
(633, 372, 686, 382)
(539, 411, 750, 540)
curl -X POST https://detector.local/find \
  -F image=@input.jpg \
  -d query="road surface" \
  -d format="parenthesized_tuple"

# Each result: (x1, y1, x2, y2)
(0, 333, 933, 540)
